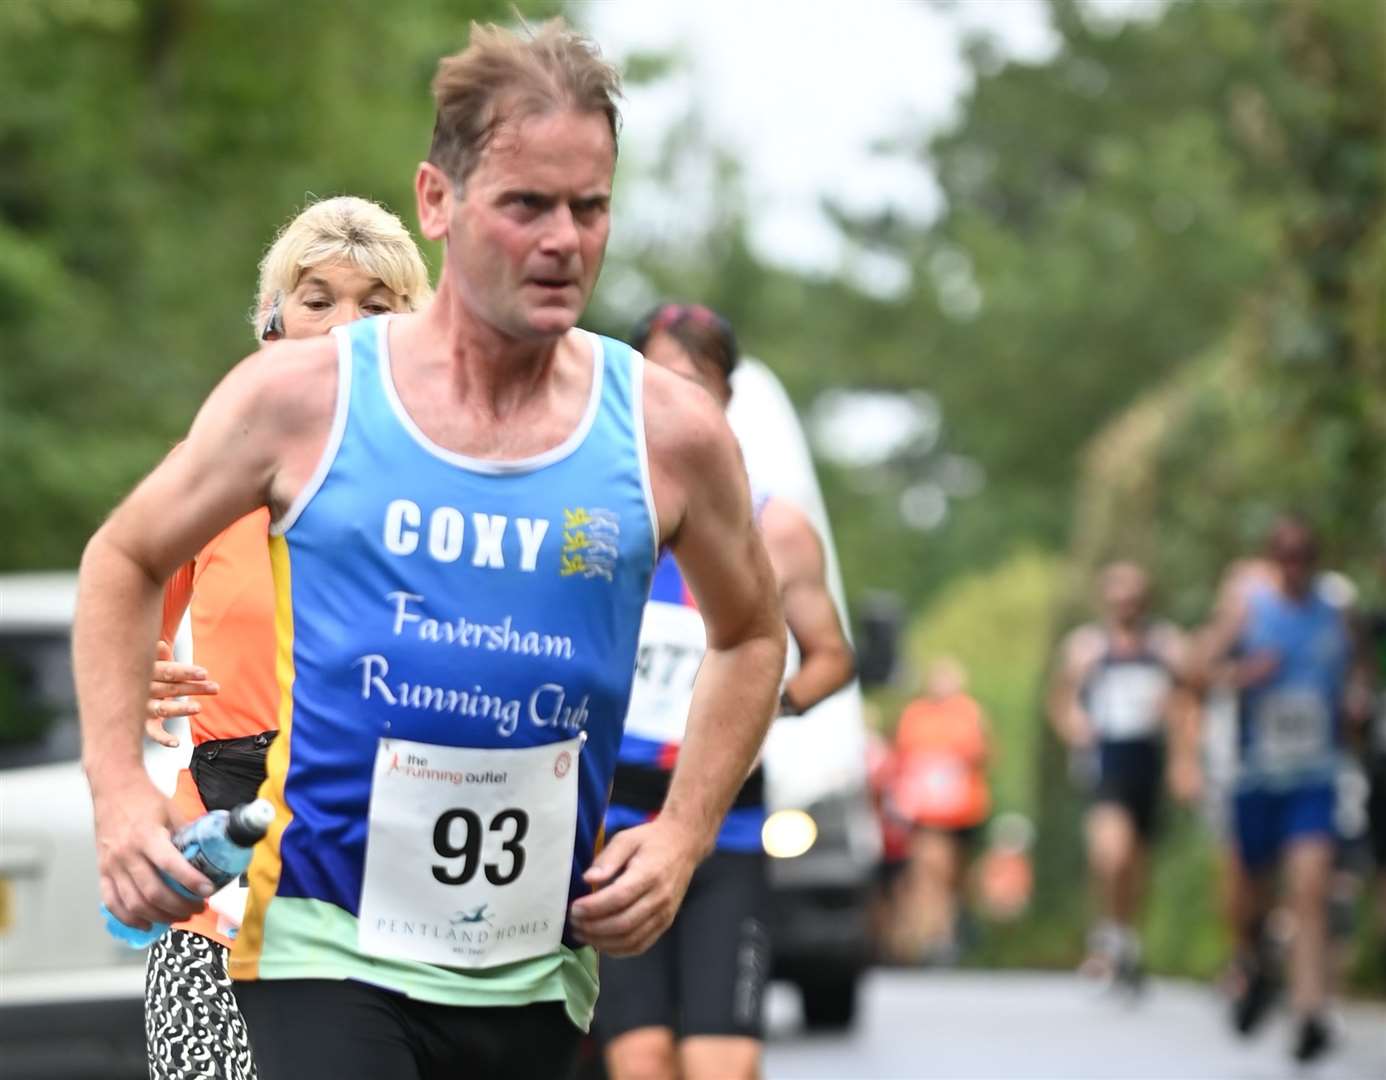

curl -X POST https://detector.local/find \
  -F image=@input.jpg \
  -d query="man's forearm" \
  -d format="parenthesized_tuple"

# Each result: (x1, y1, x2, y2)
(74, 531, 165, 790)
(660, 631, 785, 855)
(784, 647, 854, 713)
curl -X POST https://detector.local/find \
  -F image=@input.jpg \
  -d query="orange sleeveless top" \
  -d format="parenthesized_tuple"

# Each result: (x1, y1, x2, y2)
(891, 693, 991, 829)
(160, 508, 276, 945)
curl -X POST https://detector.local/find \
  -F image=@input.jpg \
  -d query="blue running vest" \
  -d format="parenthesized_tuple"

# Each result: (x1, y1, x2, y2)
(232, 316, 656, 1030)
(1235, 581, 1349, 792)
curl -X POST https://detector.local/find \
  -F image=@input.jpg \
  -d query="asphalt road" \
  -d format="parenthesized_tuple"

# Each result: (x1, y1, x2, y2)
(10, 969, 1383, 1079)
(764, 970, 1386, 1080)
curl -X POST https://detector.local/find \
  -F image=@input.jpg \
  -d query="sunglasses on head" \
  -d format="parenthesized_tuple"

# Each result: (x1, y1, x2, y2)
(649, 303, 731, 336)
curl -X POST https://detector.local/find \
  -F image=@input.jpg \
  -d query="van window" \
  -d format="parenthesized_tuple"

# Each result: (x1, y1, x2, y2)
(0, 631, 81, 769)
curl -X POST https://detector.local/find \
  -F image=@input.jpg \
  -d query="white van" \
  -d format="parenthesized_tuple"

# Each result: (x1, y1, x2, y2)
(727, 360, 882, 1029)
(0, 572, 147, 1075)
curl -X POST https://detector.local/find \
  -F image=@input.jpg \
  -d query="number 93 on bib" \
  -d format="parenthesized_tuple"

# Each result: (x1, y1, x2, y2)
(357, 735, 582, 969)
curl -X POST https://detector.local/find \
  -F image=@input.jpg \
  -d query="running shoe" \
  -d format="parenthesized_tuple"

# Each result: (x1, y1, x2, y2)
(1228, 956, 1277, 1036)
(1291, 1014, 1333, 1064)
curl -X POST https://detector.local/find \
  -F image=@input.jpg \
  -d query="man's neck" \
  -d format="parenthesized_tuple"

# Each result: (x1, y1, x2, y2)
(407, 276, 570, 416)
(1104, 617, 1146, 646)
(1276, 575, 1315, 604)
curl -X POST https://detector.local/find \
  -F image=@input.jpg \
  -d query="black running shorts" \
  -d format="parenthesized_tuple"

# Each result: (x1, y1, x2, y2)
(594, 850, 771, 1042)
(1092, 737, 1164, 842)
(233, 978, 579, 1080)
(1367, 756, 1386, 868)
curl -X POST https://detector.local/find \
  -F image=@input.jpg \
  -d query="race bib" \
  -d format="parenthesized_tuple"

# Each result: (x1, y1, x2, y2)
(622, 602, 707, 745)
(357, 736, 581, 969)
(1254, 689, 1331, 773)
(1089, 665, 1171, 740)
(893, 756, 970, 824)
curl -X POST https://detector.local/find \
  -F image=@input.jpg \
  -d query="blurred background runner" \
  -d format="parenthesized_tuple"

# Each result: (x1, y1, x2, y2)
(887, 657, 991, 965)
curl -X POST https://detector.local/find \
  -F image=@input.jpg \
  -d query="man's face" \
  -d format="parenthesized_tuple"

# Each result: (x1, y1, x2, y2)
(643, 332, 731, 408)
(448, 109, 614, 341)
(1100, 567, 1148, 626)
(1270, 527, 1318, 596)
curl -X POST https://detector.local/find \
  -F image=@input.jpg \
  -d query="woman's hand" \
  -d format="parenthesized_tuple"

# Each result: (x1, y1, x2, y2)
(144, 639, 219, 748)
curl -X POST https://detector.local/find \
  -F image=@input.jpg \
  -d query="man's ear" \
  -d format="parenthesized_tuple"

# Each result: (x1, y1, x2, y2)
(416, 161, 456, 242)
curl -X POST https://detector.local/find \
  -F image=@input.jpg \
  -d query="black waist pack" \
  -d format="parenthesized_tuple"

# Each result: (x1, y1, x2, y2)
(190, 730, 277, 812)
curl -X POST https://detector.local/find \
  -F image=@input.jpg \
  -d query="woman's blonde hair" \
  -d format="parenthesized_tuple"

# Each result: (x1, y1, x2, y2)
(252, 195, 432, 337)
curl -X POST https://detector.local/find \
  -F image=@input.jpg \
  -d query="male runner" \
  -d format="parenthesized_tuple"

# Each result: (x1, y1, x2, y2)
(1049, 562, 1196, 991)
(73, 21, 786, 1080)
(1200, 516, 1370, 1062)
(595, 304, 855, 1080)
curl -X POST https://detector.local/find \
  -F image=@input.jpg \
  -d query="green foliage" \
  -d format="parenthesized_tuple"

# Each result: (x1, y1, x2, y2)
(1034, 0, 1385, 987)
(868, 0, 1383, 980)
(0, 0, 555, 569)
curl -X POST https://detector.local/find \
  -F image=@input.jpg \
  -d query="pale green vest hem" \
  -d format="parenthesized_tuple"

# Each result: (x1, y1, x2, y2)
(242, 896, 599, 1031)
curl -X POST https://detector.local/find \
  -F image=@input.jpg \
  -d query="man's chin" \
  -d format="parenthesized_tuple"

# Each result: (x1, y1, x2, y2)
(521, 306, 580, 339)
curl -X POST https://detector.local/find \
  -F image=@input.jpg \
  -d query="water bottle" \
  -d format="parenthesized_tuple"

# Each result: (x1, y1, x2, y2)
(101, 798, 275, 949)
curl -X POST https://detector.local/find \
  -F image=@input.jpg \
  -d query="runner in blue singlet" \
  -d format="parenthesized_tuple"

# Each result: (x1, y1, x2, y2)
(1201, 516, 1371, 1064)
(73, 22, 787, 1080)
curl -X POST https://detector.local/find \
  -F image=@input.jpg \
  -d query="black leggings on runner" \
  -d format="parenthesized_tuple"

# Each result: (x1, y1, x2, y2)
(233, 978, 580, 1080)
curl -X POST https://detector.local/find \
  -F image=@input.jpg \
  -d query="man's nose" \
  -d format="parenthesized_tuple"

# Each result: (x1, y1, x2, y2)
(540, 204, 580, 258)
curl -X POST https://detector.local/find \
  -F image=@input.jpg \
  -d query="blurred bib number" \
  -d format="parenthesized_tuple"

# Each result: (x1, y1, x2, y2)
(623, 602, 707, 745)
(1255, 689, 1331, 773)
(893, 755, 971, 827)
(358, 736, 580, 969)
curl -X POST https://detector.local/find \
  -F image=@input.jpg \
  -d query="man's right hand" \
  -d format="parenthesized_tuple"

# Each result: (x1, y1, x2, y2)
(1233, 650, 1280, 690)
(144, 639, 218, 748)
(1062, 709, 1095, 750)
(91, 772, 213, 929)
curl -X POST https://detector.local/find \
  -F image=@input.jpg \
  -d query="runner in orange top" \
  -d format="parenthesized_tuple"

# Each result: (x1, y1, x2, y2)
(888, 657, 991, 962)
(152, 506, 277, 946)
(138, 195, 431, 1080)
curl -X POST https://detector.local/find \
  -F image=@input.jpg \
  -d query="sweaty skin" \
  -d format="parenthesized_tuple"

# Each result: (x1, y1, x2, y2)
(75, 109, 785, 948)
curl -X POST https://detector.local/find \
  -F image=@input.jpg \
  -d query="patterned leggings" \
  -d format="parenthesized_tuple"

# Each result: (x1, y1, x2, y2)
(145, 930, 258, 1080)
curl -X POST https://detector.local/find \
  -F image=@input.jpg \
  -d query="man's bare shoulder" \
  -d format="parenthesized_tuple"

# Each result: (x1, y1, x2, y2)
(641, 358, 732, 466)
(1062, 623, 1105, 666)
(759, 497, 823, 569)
(235, 335, 339, 417)
(189, 335, 341, 453)
(640, 357, 742, 485)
